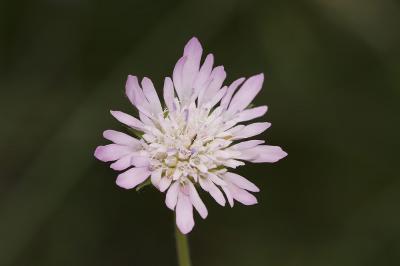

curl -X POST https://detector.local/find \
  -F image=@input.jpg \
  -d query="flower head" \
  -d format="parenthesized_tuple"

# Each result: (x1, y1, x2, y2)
(94, 37, 287, 234)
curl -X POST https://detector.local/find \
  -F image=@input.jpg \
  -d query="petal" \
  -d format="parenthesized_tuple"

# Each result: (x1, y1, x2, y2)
(198, 66, 226, 106)
(236, 106, 268, 122)
(228, 183, 258, 205)
(214, 149, 235, 159)
(222, 159, 245, 168)
(139, 111, 155, 126)
(183, 37, 202, 62)
(220, 125, 245, 138)
(125, 75, 152, 116)
(181, 37, 203, 97)
(110, 155, 132, 171)
(220, 77, 245, 109)
(208, 173, 227, 186)
(150, 168, 162, 187)
(199, 178, 226, 206)
(248, 145, 288, 163)
(230, 140, 265, 150)
(125, 75, 140, 106)
(207, 86, 227, 109)
(165, 181, 180, 210)
(159, 177, 172, 192)
(94, 144, 132, 162)
(235, 148, 259, 161)
(193, 54, 214, 97)
(176, 191, 194, 234)
(103, 130, 141, 146)
(228, 73, 264, 113)
(172, 56, 187, 101)
(116, 167, 151, 189)
(141, 77, 163, 114)
(224, 172, 260, 192)
(163, 77, 175, 111)
(188, 182, 208, 219)
(234, 122, 271, 139)
(221, 186, 234, 207)
(130, 156, 150, 167)
(110, 111, 145, 131)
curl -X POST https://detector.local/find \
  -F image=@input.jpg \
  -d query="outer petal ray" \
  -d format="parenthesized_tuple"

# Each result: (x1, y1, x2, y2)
(116, 167, 151, 189)
(176, 191, 195, 234)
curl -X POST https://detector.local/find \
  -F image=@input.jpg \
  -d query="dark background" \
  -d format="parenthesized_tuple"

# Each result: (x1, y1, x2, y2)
(1, 0, 399, 265)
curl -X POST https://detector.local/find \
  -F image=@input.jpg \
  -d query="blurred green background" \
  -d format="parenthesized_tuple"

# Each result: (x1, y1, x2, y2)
(1, 0, 399, 265)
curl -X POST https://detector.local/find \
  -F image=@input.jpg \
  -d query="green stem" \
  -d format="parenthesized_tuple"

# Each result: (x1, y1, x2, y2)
(175, 224, 192, 266)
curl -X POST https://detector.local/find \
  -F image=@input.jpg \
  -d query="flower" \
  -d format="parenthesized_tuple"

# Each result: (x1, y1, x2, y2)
(94, 37, 287, 234)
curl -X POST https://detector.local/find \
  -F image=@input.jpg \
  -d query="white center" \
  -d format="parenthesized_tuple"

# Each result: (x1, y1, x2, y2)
(143, 100, 239, 184)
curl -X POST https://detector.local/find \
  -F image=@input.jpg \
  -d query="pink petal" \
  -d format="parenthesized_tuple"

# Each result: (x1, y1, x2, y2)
(221, 186, 234, 207)
(103, 130, 140, 146)
(165, 181, 180, 210)
(208, 173, 227, 186)
(125, 75, 140, 106)
(223, 125, 245, 136)
(236, 106, 268, 122)
(150, 168, 162, 187)
(159, 177, 172, 192)
(176, 192, 195, 234)
(198, 66, 226, 106)
(181, 37, 203, 96)
(234, 122, 271, 139)
(110, 155, 132, 171)
(188, 182, 208, 219)
(110, 111, 145, 131)
(235, 148, 259, 161)
(172, 56, 187, 101)
(94, 144, 132, 162)
(125, 75, 152, 116)
(220, 77, 245, 109)
(130, 156, 150, 167)
(116, 167, 151, 189)
(163, 77, 175, 111)
(224, 172, 260, 192)
(139, 111, 154, 126)
(228, 183, 258, 205)
(207, 86, 227, 109)
(193, 54, 214, 97)
(141, 77, 162, 114)
(183, 37, 202, 61)
(228, 73, 264, 113)
(249, 145, 288, 163)
(222, 159, 245, 168)
(230, 140, 265, 150)
(199, 178, 226, 206)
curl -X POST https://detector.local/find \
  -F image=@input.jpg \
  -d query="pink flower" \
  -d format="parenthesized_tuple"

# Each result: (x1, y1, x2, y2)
(94, 37, 287, 234)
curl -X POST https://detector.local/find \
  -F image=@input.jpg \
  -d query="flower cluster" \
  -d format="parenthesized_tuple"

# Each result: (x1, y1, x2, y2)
(95, 37, 287, 234)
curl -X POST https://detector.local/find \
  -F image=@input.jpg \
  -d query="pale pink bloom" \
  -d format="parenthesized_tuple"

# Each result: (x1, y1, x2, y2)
(95, 37, 287, 234)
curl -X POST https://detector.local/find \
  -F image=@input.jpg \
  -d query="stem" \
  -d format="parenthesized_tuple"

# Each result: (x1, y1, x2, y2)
(175, 224, 192, 266)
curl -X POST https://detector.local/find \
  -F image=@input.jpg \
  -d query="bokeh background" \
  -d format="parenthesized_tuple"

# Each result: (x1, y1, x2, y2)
(1, 0, 399, 265)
